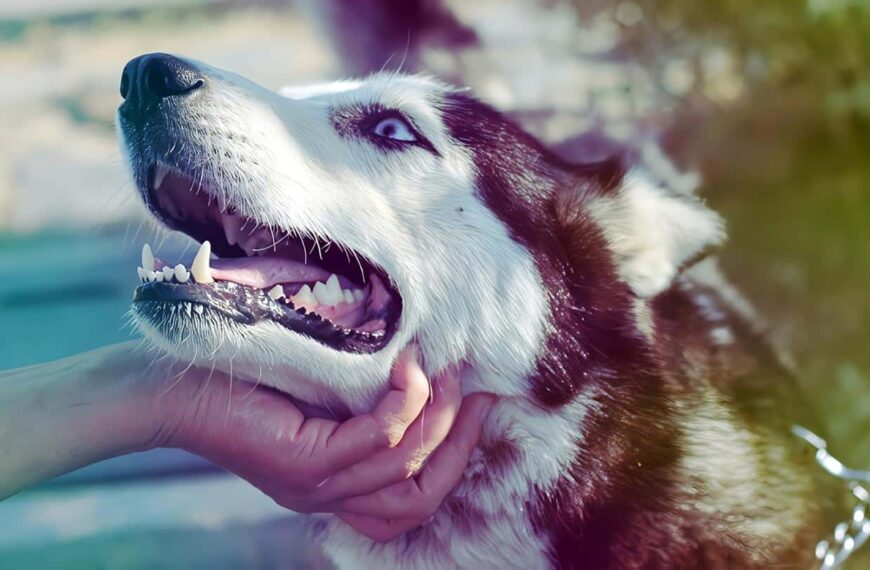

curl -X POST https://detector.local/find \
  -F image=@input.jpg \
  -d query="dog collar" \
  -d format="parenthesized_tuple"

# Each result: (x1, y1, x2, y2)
(792, 426, 870, 569)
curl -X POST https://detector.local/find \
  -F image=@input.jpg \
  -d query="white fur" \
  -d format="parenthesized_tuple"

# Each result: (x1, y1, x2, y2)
(118, 57, 726, 568)
(122, 61, 549, 413)
(322, 394, 595, 569)
(589, 168, 725, 298)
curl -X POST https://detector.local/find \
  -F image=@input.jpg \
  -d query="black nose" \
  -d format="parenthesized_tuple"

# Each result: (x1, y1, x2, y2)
(120, 53, 204, 110)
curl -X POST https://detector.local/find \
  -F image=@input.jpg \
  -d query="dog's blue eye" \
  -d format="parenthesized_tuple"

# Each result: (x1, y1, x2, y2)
(372, 117, 417, 142)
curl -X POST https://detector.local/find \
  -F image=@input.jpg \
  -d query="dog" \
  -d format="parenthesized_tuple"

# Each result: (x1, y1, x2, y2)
(116, 53, 832, 568)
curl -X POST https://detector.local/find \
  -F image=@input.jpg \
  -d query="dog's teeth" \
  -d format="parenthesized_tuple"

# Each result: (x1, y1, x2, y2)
(293, 284, 315, 306)
(174, 264, 190, 284)
(153, 164, 170, 189)
(326, 274, 343, 302)
(267, 285, 284, 301)
(154, 271, 165, 283)
(343, 289, 354, 304)
(191, 241, 213, 283)
(142, 243, 155, 272)
(314, 275, 343, 306)
(353, 289, 365, 301)
(162, 267, 174, 282)
(312, 281, 331, 305)
(137, 267, 146, 281)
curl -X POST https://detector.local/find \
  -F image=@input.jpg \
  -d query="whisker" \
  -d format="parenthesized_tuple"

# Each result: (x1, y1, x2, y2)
(159, 352, 197, 398)
(242, 362, 264, 399)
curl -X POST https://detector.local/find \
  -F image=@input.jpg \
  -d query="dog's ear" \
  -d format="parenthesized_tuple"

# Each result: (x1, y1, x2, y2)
(558, 159, 725, 298)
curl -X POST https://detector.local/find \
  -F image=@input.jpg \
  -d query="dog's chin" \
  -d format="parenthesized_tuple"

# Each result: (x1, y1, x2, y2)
(134, 306, 405, 415)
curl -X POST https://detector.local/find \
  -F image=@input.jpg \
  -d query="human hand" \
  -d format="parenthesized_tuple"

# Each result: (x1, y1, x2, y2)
(154, 346, 495, 542)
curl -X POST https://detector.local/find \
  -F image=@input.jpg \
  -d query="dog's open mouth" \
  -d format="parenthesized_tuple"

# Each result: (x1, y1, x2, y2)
(132, 163, 402, 353)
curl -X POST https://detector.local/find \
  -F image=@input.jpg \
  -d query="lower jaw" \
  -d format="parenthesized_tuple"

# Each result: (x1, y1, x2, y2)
(135, 310, 357, 420)
(133, 280, 399, 354)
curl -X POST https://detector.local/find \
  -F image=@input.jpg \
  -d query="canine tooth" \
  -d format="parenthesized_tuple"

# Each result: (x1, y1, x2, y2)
(162, 267, 174, 281)
(343, 289, 354, 304)
(174, 264, 190, 284)
(267, 285, 284, 301)
(153, 163, 170, 189)
(191, 241, 213, 283)
(353, 289, 365, 301)
(142, 243, 155, 272)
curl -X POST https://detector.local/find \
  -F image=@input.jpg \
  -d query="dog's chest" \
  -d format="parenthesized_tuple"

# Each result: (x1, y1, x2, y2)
(315, 398, 592, 569)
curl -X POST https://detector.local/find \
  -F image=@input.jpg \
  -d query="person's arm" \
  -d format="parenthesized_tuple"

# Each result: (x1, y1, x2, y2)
(0, 342, 164, 498)
(0, 342, 494, 541)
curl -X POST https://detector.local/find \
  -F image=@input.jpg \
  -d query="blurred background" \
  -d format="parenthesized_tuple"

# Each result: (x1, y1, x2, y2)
(0, 0, 867, 567)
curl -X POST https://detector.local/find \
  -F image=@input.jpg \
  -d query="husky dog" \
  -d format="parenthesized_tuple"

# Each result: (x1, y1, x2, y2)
(117, 53, 831, 568)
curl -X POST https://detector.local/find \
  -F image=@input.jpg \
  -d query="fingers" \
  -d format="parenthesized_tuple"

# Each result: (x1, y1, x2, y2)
(337, 513, 421, 543)
(161, 364, 306, 453)
(330, 392, 495, 520)
(315, 345, 431, 472)
(312, 367, 464, 502)
(159, 341, 494, 536)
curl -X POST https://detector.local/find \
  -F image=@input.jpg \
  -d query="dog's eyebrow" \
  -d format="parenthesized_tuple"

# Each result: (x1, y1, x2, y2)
(331, 103, 441, 157)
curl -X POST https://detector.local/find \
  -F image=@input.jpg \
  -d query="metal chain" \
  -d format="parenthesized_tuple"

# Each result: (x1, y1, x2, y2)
(792, 425, 870, 569)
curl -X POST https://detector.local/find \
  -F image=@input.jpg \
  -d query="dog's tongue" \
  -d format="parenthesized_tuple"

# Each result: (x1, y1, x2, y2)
(210, 257, 331, 289)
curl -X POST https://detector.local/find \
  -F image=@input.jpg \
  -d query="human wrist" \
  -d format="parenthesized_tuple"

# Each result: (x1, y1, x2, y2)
(80, 341, 174, 454)
(0, 342, 169, 498)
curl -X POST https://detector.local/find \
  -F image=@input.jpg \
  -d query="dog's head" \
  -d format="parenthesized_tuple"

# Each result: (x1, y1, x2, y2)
(117, 53, 723, 412)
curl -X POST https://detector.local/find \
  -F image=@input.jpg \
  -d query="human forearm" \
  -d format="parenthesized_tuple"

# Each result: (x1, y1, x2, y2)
(0, 342, 162, 499)
(0, 341, 493, 542)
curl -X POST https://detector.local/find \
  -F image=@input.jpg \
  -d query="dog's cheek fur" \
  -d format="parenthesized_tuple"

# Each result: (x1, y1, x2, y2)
(429, 109, 733, 565)
(524, 186, 684, 568)
(439, 90, 749, 566)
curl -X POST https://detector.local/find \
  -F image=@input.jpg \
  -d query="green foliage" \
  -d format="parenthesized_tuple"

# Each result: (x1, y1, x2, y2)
(640, 0, 870, 125)
(573, 0, 870, 472)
